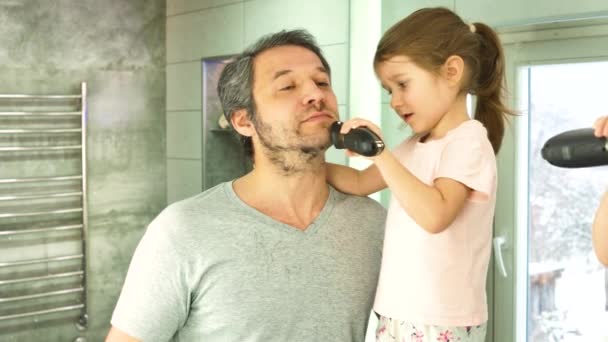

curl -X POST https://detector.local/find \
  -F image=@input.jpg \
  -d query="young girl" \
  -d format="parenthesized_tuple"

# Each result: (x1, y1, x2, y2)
(326, 7, 513, 341)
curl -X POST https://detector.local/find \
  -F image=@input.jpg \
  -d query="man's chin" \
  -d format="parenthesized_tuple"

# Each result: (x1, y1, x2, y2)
(299, 139, 332, 155)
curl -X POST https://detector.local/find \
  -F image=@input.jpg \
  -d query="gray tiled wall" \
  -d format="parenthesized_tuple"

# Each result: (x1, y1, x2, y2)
(166, 0, 351, 203)
(0, 1, 166, 341)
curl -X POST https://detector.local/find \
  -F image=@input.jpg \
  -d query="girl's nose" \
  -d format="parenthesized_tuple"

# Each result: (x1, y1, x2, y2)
(390, 94, 402, 110)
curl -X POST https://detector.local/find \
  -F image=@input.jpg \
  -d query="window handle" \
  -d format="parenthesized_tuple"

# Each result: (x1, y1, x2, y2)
(493, 236, 508, 278)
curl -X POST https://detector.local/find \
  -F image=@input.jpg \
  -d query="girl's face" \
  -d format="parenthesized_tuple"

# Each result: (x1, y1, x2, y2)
(376, 55, 459, 135)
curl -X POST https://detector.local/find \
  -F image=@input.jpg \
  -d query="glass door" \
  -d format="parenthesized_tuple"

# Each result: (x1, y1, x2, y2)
(493, 20, 608, 342)
(526, 62, 608, 341)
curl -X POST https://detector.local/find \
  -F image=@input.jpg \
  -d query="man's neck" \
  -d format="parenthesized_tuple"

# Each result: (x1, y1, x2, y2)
(232, 160, 330, 230)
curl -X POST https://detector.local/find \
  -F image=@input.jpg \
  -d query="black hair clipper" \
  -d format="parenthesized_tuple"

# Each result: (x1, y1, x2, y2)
(541, 128, 608, 168)
(330, 121, 385, 157)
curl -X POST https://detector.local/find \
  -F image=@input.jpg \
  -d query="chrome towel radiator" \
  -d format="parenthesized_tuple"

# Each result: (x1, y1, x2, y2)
(0, 82, 88, 331)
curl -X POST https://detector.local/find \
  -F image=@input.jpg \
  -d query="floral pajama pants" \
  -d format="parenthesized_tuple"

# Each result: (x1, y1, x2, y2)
(376, 315, 487, 342)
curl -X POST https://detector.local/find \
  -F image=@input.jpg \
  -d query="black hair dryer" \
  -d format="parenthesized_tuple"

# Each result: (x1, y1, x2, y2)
(330, 121, 385, 157)
(541, 128, 608, 168)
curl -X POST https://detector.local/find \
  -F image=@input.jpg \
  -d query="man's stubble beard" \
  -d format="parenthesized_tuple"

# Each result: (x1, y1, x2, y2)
(253, 115, 332, 176)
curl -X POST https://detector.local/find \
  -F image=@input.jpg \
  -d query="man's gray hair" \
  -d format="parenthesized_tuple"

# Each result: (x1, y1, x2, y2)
(217, 29, 331, 158)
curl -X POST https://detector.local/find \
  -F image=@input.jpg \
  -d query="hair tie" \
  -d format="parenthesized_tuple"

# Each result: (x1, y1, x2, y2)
(469, 23, 476, 33)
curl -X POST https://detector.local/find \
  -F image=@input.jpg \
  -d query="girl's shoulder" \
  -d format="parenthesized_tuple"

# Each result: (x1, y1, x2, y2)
(447, 120, 488, 140)
(393, 133, 421, 155)
(444, 120, 493, 149)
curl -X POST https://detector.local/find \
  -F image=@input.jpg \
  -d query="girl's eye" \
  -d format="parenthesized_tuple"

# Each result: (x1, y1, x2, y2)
(316, 81, 330, 87)
(280, 85, 295, 91)
(398, 81, 408, 89)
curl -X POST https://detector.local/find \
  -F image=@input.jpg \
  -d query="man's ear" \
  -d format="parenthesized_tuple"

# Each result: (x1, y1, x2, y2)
(230, 109, 255, 137)
(442, 55, 465, 87)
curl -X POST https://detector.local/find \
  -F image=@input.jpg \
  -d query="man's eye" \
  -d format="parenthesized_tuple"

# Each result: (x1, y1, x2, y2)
(398, 81, 408, 89)
(280, 85, 295, 91)
(316, 81, 330, 87)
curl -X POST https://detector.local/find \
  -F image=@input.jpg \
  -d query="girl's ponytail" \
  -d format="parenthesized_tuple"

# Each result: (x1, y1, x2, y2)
(471, 22, 514, 153)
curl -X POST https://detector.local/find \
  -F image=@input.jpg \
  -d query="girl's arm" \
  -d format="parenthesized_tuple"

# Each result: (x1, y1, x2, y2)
(592, 191, 608, 266)
(373, 151, 470, 234)
(326, 163, 387, 196)
(337, 118, 470, 234)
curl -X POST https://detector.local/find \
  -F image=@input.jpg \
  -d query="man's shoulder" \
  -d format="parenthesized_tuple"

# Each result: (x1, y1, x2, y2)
(165, 182, 232, 214)
(333, 188, 385, 207)
(332, 189, 387, 217)
(330, 190, 386, 243)
(150, 182, 237, 235)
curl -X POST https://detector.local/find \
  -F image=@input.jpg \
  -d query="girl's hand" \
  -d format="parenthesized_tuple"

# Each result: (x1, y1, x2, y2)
(593, 116, 608, 137)
(338, 118, 386, 159)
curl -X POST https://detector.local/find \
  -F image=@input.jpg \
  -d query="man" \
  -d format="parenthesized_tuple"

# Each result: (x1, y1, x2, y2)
(106, 29, 386, 341)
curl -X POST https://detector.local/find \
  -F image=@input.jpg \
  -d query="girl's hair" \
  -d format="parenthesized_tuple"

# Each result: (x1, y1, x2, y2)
(374, 7, 514, 153)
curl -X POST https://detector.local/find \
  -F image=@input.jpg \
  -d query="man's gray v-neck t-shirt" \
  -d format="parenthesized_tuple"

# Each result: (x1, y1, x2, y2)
(111, 182, 387, 341)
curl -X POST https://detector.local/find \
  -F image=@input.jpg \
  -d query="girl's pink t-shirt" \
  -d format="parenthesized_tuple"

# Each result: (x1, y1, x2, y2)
(373, 120, 497, 327)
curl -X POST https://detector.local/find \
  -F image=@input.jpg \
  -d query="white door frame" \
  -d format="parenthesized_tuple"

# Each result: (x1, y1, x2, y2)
(493, 18, 608, 342)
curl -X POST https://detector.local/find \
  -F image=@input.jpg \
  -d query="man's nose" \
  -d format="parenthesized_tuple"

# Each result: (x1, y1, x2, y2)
(302, 82, 326, 106)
